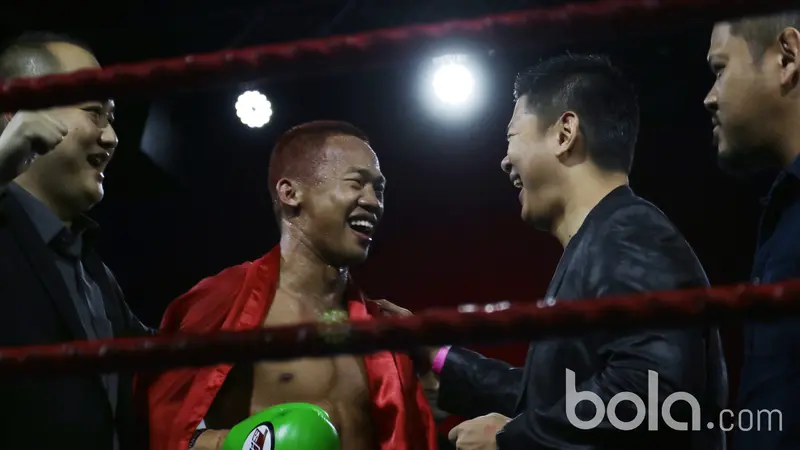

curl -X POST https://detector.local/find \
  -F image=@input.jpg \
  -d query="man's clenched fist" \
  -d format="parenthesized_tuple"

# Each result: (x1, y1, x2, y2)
(0, 111, 67, 183)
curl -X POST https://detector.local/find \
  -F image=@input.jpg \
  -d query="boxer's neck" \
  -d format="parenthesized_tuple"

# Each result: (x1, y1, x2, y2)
(551, 167, 628, 248)
(277, 229, 348, 310)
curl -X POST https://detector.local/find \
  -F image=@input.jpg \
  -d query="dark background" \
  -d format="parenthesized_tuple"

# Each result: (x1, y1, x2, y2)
(1, 0, 779, 439)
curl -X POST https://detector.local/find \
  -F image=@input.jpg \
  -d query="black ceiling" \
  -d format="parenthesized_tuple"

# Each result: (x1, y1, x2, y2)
(1, 0, 561, 64)
(0, 0, 788, 326)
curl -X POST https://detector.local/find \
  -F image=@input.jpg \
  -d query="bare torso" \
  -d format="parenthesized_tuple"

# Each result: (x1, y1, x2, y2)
(205, 290, 377, 450)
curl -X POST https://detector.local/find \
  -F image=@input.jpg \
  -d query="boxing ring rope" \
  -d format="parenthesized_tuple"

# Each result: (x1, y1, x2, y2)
(0, 0, 798, 111)
(0, 279, 796, 377)
(0, 0, 796, 377)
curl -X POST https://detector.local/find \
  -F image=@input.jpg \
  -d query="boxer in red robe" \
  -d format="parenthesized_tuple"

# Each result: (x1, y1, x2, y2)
(143, 121, 437, 450)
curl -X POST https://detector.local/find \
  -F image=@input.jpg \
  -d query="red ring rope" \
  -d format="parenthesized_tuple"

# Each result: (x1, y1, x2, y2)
(0, 279, 795, 377)
(0, 0, 796, 111)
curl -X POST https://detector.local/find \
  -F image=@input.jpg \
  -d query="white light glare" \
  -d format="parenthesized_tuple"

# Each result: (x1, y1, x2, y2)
(431, 54, 475, 105)
(235, 90, 273, 128)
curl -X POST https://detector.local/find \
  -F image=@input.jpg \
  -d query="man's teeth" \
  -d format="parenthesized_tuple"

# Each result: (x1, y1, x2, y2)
(349, 220, 374, 232)
(513, 179, 523, 188)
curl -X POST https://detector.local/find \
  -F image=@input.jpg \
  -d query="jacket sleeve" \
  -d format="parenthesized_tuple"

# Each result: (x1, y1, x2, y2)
(102, 263, 155, 336)
(437, 346, 524, 418)
(496, 205, 710, 450)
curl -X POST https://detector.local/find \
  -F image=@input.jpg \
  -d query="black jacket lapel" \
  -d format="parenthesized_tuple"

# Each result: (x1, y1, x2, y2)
(0, 193, 88, 341)
(83, 255, 125, 337)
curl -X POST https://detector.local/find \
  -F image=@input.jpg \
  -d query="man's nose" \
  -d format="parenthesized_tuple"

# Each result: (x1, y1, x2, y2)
(99, 125, 118, 151)
(359, 185, 383, 215)
(703, 89, 718, 114)
(500, 155, 512, 174)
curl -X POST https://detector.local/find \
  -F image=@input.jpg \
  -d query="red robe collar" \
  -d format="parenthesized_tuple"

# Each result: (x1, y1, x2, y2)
(143, 246, 437, 450)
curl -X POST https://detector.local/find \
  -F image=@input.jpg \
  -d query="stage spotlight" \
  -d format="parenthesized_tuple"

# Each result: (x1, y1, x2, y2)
(235, 90, 272, 128)
(431, 54, 475, 106)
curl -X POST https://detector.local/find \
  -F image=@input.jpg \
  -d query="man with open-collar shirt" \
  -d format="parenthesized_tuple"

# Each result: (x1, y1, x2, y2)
(0, 32, 149, 450)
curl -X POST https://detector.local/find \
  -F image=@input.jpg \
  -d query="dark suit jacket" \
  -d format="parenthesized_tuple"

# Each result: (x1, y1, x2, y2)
(736, 157, 800, 450)
(0, 186, 148, 450)
(438, 186, 728, 450)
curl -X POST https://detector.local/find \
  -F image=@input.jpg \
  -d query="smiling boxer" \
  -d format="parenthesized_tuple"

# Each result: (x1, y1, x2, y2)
(144, 120, 437, 450)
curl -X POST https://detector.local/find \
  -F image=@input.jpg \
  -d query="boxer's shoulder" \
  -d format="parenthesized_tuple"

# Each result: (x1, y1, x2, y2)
(189, 262, 251, 298)
(160, 262, 251, 332)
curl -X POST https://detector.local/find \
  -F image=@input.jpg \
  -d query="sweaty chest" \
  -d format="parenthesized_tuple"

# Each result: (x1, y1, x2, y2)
(253, 298, 370, 402)
(251, 296, 376, 447)
(207, 295, 375, 428)
(250, 356, 371, 413)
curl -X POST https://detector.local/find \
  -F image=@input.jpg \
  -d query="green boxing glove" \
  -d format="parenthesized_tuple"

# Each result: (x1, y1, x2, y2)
(221, 402, 340, 450)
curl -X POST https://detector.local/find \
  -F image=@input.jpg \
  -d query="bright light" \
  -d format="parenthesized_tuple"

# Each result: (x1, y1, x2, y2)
(235, 90, 272, 128)
(431, 55, 475, 105)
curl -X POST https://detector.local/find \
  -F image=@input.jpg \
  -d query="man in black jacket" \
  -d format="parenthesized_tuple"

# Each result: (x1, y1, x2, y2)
(0, 32, 149, 450)
(426, 55, 727, 450)
(704, 12, 800, 450)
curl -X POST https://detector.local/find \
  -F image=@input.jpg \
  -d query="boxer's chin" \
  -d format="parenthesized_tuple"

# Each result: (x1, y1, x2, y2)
(342, 245, 369, 266)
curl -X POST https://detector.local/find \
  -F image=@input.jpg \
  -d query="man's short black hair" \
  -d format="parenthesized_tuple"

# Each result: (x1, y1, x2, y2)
(0, 31, 93, 79)
(729, 11, 800, 61)
(514, 54, 639, 174)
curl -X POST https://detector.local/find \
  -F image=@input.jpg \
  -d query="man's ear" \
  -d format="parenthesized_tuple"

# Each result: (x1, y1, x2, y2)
(778, 27, 800, 90)
(276, 178, 303, 210)
(553, 111, 580, 160)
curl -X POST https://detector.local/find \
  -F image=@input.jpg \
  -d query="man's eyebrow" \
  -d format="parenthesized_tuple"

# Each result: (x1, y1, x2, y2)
(348, 166, 386, 184)
(80, 99, 114, 110)
(507, 121, 519, 138)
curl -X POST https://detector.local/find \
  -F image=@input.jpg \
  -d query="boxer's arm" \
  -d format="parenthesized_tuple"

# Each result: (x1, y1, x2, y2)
(191, 430, 229, 450)
(189, 420, 229, 450)
(437, 346, 523, 418)
(495, 205, 711, 449)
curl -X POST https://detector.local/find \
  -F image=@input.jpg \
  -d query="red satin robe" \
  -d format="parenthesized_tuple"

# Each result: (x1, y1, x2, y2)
(143, 246, 437, 450)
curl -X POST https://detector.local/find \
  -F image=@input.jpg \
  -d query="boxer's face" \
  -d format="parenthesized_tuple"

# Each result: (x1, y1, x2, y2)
(16, 43, 117, 215)
(502, 97, 564, 229)
(295, 135, 385, 266)
(704, 23, 786, 173)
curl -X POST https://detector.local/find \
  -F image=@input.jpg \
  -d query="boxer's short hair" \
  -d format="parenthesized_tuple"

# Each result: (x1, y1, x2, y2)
(268, 120, 370, 222)
(729, 11, 800, 62)
(0, 31, 93, 80)
(514, 54, 639, 174)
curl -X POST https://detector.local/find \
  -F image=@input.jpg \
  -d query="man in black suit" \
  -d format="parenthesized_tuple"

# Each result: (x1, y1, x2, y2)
(0, 32, 149, 450)
(382, 55, 728, 450)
